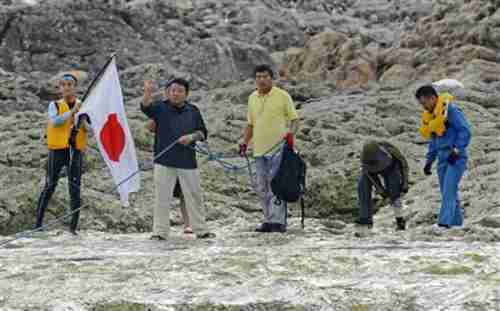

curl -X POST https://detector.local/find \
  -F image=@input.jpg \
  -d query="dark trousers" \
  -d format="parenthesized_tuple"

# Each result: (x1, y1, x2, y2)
(36, 148, 83, 231)
(358, 162, 402, 224)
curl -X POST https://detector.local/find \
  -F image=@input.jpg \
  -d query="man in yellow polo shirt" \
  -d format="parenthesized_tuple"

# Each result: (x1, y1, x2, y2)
(239, 64, 299, 233)
(35, 72, 89, 235)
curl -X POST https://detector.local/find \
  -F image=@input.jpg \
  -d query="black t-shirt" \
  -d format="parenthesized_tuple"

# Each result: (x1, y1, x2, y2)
(141, 100, 207, 169)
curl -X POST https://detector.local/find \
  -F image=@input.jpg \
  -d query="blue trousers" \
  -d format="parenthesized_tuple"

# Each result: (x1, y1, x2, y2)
(436, 157, 466, 226)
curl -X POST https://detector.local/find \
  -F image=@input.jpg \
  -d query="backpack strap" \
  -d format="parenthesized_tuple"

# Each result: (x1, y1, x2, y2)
(300, 196, 305, 229)
(298, 151, 306, 229)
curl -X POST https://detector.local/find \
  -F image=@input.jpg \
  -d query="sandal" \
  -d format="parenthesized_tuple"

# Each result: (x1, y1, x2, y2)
(183, 226, 193, 234)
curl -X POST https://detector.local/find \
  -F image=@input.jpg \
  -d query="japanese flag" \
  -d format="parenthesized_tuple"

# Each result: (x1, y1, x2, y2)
(78, 57, 140, 206)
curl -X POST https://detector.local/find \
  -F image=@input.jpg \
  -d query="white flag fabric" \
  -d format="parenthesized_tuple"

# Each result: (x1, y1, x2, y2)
(78, 58, 140, 206)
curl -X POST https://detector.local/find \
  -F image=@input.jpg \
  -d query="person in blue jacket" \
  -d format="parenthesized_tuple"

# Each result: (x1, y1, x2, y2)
(416, 85, 471, 229)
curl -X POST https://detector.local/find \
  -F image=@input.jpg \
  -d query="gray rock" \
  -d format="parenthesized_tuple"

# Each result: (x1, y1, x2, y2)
(1, 0, 500, 309)
(479, 215, 500, 228)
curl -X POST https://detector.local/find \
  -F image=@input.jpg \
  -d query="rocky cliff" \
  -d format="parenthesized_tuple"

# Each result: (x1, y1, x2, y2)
(1, 0, 500, 310)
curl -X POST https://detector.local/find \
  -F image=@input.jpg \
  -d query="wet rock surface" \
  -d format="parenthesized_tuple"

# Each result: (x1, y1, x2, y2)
(1, 225, 500, 311)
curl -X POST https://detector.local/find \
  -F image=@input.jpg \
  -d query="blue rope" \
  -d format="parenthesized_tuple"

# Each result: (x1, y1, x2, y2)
(0, 139, 284, 247)
(192, 140, 284, 173)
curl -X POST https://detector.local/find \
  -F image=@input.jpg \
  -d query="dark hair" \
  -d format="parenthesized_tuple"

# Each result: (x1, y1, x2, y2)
(166, 78, 190, 93)
(415, 85, 438, 99)
(254, 64, 274, 79)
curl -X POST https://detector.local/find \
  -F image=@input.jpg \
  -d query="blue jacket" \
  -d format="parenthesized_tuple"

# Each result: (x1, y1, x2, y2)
(426, 103, 471, 164)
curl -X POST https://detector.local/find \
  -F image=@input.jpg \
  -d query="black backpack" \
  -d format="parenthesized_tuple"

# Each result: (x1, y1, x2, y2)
(271, 142, 307, 228)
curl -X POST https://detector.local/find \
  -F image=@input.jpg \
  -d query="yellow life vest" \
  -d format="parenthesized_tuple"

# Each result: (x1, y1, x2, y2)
(47, 99, 87, 150)
(419, 93, 454, 139)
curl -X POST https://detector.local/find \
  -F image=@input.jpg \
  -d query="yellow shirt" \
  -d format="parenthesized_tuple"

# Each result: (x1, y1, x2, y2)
(247, 86, 298, 156)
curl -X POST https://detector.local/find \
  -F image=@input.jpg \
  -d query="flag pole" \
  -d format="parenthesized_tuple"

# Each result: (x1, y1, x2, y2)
(70, 52, 117, 146)
(81, 52, 117, 104)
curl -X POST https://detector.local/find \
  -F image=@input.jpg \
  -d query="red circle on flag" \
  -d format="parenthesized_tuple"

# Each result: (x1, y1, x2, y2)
(100, 113, 126, 162)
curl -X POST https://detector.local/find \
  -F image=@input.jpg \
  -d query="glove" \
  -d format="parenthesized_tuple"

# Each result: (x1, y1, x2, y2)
(239, 143, 248, 157)
(283, 132, 294, 149)
(448, 149, 460, 165)
(423, 162, 432, 176)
